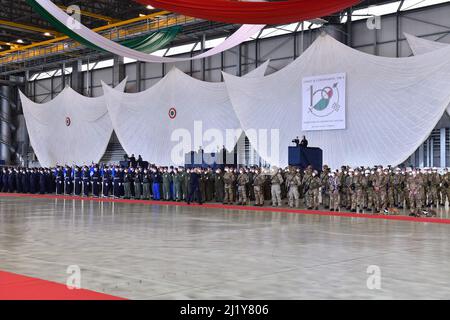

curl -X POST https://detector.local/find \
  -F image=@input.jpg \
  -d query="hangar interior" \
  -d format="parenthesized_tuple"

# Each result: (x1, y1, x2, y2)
(1, 0, 450, 168)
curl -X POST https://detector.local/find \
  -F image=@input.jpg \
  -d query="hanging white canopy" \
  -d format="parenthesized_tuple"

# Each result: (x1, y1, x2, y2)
(103, 62, 269, 166)
(224, 33, 450, 169)
(20, 80, 127, 168)
(405, 33, 450, 118)
(404, 33, 448, 55)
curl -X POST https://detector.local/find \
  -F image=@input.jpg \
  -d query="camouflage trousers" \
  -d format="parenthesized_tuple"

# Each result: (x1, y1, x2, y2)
(288, 186, 300, 208)
(237, 185, 247, 204)
(428, 187, 439, 206)
(306, 188, 319, 209)
(330, 190, 340, 210)
(374, 189, 387, 212)
(364, 189, 374, 209)
(271, 184, 282, 207)
(224, 185, 234, 204)
(409, 189, 423, 211)
(394, 187, 405, 207)
(403, 190, 410, 209)
(351, 188, 364, 211)
(442, 188, 450, 205)
(254, 186, 265, 205)
(388, 188, 395, 207)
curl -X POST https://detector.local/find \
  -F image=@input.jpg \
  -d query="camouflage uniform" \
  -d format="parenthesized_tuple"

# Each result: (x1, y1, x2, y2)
(237, 171, 249, 205)
(373, 172, 387, 212)
(320, 167, 330, 209)
(441, 171, 450, 205)
(428, 171, 441, 207)
(286, 170, 302, 208)
(362, 172, 374, 211)
(223, 170, 236, 204)
(351, 172, 364, 213)
(253, 171, 266, 206)
(271, 170, 284, 207)
(307, 174, 321, 210)
(407, 173, 424, 213)
(328, 174, 340, 211)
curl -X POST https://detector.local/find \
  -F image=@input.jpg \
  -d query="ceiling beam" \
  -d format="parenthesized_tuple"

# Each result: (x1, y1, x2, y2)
(57, 5, 121, 24)
(0, 19, 61, 37)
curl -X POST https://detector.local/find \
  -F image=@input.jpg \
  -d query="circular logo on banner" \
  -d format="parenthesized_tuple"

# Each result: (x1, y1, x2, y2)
(168, 107, 177, 120)
(65, 117, 71, 127)
(309, 83, 341, 118)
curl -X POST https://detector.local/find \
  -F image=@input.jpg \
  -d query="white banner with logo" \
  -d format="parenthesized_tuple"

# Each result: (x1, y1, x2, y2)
(302, 73, 346, 131)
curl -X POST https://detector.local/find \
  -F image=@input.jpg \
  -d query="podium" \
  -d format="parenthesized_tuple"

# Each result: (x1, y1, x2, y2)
(288, 146, 323, 171)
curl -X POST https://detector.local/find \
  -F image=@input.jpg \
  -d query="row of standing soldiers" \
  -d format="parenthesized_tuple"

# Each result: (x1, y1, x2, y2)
(2, 165, 449, 214)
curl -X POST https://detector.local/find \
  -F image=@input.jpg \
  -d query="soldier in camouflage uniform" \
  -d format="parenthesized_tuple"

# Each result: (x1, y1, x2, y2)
(237, 168, 249, 205)
(362, 170, 374, 212)
(286, 167, 302, 208)
(441, 168, 450, 206)
(351, 169, 364, 213)
(345, 169, 354, 211)
(328, 171, 340, 211)
(308, 170, 321, 210)
(223, 167, 236, 205)
(320, 165, 331, 209)
(253, 168, 266, 206)
(428, 168, 441, 208)
(302, 166, 313, 207)
(407, 170, 424, 214)
(421, 168, 430, 208)
(397, 169, 407, 209)
(247, 168, 255, 202)
(270, 167, 284, 207)
(386, 169, 396, 208)
(373, 168, 386, 213)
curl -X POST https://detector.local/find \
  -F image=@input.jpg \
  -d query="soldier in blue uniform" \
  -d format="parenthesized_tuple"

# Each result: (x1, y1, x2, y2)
(113, 166, 123, 199)
(74, 166, 82, 196)
(22, 169, 30, 194)
(91, 166, 101, 197)
(15, 169, 22, 193)
(187, 168, 202, 205)
(8, 168, 16, 193)
(29, 169, 37, 194)
(0, 168, 6, 192)
(55, 167, 64, 195)
(64, 166, 72, 194)
(39, 169, 46, 194)
(82, 166, 90, 197)
(151, 167, 162, 200)
(102, 166, 111, 198)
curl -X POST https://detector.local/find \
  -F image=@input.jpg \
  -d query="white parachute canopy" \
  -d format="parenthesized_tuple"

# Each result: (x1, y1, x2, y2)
(404, 33, 448, 55)
(224, 33, 450, 169)
(405, 33, 450, 118)
(20, 79, 127, 168)
(103, 61, 269, 166)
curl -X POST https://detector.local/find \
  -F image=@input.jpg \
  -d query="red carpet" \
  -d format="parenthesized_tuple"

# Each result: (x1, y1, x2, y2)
(0, 270, 125, 300)
(1, 192, 450, 225)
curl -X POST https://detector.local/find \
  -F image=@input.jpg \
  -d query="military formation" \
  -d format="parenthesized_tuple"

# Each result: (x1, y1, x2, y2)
(1, 164, 448, 216)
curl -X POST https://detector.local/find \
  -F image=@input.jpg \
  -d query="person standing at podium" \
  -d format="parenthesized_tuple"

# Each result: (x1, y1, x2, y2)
(300, 135, 308, 148)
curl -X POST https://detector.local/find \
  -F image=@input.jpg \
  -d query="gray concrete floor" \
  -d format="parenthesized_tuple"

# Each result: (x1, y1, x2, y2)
(0, 196, 450, 300)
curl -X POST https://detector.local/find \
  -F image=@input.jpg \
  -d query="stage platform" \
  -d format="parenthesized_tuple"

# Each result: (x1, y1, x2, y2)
(1, 193, 450, 299)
